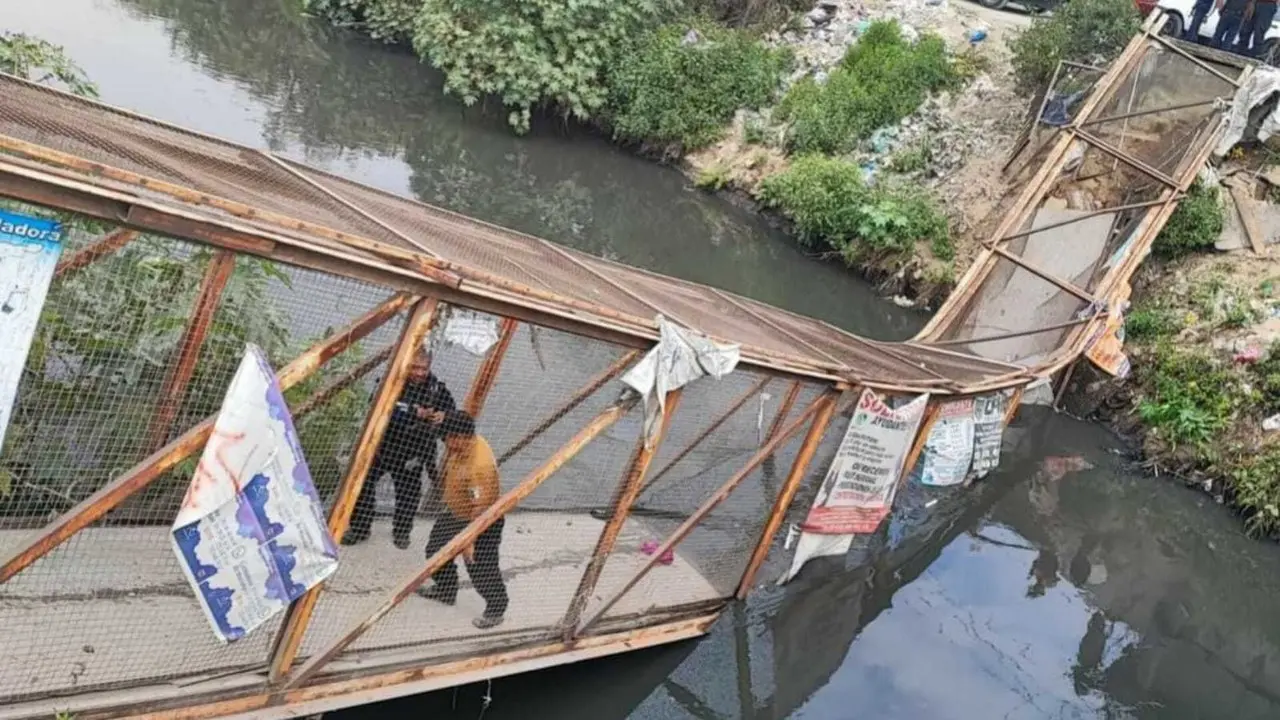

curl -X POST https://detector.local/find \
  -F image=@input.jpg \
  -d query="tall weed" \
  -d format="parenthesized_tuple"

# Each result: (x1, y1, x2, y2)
(776, 20, 958, 155)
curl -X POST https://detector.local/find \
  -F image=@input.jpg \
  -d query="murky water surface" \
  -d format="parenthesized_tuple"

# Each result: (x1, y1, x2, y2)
(8, 1, 1280, 717)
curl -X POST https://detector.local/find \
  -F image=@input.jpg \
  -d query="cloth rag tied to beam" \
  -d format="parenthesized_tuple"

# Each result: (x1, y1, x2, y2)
(622, 316, 740, 447)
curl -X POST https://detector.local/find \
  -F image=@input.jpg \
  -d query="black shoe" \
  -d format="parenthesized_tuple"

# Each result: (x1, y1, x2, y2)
(589, 508, 612, 521)
(341, 530, 369, 546)
(392, 530, 411, 550)
(416, 584, 456, 606)
(473, 613, 504, 629)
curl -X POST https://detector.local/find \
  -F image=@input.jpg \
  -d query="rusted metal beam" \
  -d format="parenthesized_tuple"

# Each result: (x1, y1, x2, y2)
(561, 389, 683, 642)
(144, 249, 237, 452)
(52, 228, 138, 278)
(497, 349, 640, 466)
(268, 297, 441, 683)
(1073, 128, 1181, 188)
(998, 196, 1180, 244)
(735, 389, 840, 599)
(291, 346, 393, 419)
(280, 395, 638, 690)
(925, 314, 1100, 347)
(0, 291, 415, 585)
(578, 394, 827, 633)
(988, 245, 1095, 303)
(764, 380, 802, 446)
(462, 317, 519, 417)
(711, 290, 850, 371)
(1079, 98, 1220, 128)
(1146, 30, 1242, 88)
(1004, 386, 1027, 425)
(638, 376, 771, 495)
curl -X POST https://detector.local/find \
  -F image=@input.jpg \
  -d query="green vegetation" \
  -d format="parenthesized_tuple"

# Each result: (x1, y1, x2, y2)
(412, 0, 676, 132)
(607, 22, 790, 151)
(1154, 181, 1224, 259)
(1125, 305, 1180, 340)
(776, 20, 958, 155)
(760, 154, 950, 264)
(1008, 0, 1140, 92)
(0, 32, 96, 97)
(0, 34, 370, 513)
(1136, 344, 1240, 450)
(304, 0, 420, 41)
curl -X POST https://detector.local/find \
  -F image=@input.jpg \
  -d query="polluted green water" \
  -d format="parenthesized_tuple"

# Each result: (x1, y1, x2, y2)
(9, 1, 1280, 717)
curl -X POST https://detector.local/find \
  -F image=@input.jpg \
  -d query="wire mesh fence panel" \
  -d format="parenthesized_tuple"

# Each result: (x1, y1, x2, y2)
(0, 204, 408, 701)
(297, 315, 640, 665)
(579, 376, 822, 629)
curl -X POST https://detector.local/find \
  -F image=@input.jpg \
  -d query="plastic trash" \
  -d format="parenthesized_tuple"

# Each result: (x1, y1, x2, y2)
(641, 540, 674, 565)
(1235, 347, 1263, 365)
(1265, 414, 1280, 432)
(968, 27, 987, 43)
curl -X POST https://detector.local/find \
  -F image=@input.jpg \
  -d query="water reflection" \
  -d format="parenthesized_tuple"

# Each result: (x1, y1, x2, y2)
(336, 411, 1280, 719)
(4, 0, 922, 339)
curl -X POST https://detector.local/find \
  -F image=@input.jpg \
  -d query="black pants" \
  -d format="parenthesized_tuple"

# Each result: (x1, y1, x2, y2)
(1186, 0, 1214, 40)
(348, 444, 433, 540)
(1240, 2, 1278, 56)
(1214, 13, 1244, 48)
(426, 513, 509, 617)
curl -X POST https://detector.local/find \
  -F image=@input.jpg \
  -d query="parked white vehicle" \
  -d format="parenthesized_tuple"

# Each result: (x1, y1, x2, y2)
(1156, 0, 1280, 63)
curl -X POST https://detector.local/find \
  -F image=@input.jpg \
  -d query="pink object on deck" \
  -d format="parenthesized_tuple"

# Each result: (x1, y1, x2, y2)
(640, 540, 674, 565)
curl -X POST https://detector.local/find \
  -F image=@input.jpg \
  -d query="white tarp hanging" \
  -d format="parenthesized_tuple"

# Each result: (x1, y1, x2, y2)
(622, 316, 740, 446)
(443, 308, 500, 356)
(780, 389, 928, 583)
(920, 397, 976, 487)
(171, 346, 339, 643)
(0, 210, 63, 455)
(1215, 67, 1280, 158)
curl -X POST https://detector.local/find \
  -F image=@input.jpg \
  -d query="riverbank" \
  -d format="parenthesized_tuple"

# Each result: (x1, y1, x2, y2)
(301, 0, 1037, 308)
(1065, 148, 1280, 539)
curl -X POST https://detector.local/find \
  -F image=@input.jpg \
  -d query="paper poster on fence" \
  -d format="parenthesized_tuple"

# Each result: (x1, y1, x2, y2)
(920, 398, 975, 487)
(170, 345, 339, 643)
(0, 210, 63, 455)
(780, 390, 928, 583)
(970, 391, 1009, 479)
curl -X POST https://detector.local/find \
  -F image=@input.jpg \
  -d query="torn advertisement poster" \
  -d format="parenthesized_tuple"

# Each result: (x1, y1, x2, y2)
(0, 209, 62, 456)
(970, 391, 1010, 479)
(1085, 312, 1131, 378)
(444, 309, 500, 356)
(780, 390, 928, 583)
(622, 316, 740, 447)
(171, 346, 339, 643)
(920, 397, 975, 487)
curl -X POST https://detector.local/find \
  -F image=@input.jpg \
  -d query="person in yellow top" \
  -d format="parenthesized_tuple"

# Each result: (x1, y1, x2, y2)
(415, 409, 508, 629)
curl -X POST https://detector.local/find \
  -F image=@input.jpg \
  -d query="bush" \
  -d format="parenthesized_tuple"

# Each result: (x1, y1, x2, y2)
(1125, 305, 1179, 340)
(306, 0, 422, 43)
(759, 155, 949, 262)
(1154, 180, 1223, 258)
(1008, 0, 1139, 93)
(1137, 344, 1240, 450)
(413, 0, 676, 132)
(1230, 448, 1280, 537)
(607, 22, 790, 151)
(0, 32, 96, 97)
(776, 20, 958, 155)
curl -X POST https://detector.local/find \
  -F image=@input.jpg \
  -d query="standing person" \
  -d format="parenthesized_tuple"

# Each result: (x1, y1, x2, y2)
(344, 353, 470, 549)
(1186, 0, 1216, 41)
(1238, 0, 1276, 56)
(416, 416, 509, 630)
(1213, 0, 1250, 48)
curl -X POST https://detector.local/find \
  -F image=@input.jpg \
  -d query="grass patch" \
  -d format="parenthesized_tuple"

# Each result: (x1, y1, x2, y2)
(608, 22, 791, 151)
(695, 163, 732, 190)
(759, 154, 949, 264)
(1137, 344, 1241, 451)
(1008, 0, 1140, 93)
(1153, 180, 1223, 259)
(888, 141, 932, 174)
(775, 20, 959, 155)
(1229, 448, 1280, 537)
(1125, 305, 1180, 341)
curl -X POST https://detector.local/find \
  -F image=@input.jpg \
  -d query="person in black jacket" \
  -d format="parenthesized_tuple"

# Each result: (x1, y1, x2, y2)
(344, 353, 475, 549)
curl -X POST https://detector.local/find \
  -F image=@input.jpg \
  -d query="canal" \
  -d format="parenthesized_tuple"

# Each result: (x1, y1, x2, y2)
(6, 0, 1280, 717)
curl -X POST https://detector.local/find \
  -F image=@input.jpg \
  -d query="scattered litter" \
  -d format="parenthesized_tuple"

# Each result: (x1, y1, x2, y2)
(891, 294, 915, 308)
(924, 499, 939, 508)
(1264, 414, 1280, 432)
(1234, 346, 1263, 364)
(967, 26, 987, 43)
(640, 540, 674, 565)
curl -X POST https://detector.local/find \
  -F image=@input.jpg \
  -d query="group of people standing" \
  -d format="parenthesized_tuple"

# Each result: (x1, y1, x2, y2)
(342, 353, 509, 630)
(1187, 0, 1276, 56)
